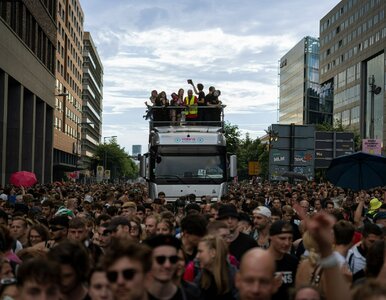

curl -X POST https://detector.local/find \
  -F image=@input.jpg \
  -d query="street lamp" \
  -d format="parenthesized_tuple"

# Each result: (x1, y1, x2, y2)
(265, 128, 279, 181)
(103, 136, 117, 179)
(368, 75, 382, 139)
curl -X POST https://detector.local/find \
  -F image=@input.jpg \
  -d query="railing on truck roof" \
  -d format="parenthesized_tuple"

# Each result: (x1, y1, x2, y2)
(144, 105, 226, 132)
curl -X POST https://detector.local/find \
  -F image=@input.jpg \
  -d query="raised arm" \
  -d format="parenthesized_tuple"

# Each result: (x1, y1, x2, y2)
(307, 213, 352, 300)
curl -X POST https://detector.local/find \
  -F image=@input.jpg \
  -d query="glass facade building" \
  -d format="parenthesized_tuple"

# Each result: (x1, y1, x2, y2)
(320, 0, 386, 144)
(279, 37, 332, 125)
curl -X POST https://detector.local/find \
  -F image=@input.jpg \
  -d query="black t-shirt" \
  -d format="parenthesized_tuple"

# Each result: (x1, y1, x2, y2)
(272, 253, 299, 300)
(148, 285, 199, 300)
(204, 93, 216, 105)
(198, 91, 206, 106)
(229, 232, 258, 262)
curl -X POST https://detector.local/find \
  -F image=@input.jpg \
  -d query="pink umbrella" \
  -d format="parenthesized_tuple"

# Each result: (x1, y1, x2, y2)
(9, 171, 37, 187)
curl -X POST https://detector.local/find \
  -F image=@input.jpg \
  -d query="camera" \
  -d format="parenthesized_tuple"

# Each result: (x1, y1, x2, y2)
(187, 79, 193, 84)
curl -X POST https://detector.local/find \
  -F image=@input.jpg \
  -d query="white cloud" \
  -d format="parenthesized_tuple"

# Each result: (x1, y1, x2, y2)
(81, 0, 340, 151)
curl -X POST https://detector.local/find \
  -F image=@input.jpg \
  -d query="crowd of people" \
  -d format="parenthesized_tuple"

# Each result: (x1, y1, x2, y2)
(144, 80, 222, 126)
(0, 179, 385, 300)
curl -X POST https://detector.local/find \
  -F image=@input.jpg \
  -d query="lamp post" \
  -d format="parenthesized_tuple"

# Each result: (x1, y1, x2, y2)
(265, 128, 279, 181)
(368, 75, 382, 139)
(103, 136, 117, 181)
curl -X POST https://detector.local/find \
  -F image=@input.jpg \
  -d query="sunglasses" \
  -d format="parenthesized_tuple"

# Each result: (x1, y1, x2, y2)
(154, 255, 179, 265)
(0, 278, 17, 286)
(106, 268, 137, 283)
(49, 226, 65, 232)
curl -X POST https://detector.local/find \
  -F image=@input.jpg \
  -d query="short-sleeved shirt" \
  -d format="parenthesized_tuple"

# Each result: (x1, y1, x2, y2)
(272, 253, 299, 300)
(229, 232, 258, 262)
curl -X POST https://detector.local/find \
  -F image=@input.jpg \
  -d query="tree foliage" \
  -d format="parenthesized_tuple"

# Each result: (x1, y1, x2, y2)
(224, 122, 241, 155)
(91, 141, 138, 180)
(224, 122, 266, 180)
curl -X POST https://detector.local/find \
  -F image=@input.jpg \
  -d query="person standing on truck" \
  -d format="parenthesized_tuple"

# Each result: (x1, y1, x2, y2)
(188, 80, 206, 124)
(154, 91, 169, 126)
(184, 89, 198, 123)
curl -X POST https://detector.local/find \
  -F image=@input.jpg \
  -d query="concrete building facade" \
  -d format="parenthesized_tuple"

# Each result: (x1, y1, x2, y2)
(82, 31, 103, 165)
(279, 36, 332, 126)
(320, 0, 386, 144)
(0, 0, 56, 185)
(53, 0, 84, 179)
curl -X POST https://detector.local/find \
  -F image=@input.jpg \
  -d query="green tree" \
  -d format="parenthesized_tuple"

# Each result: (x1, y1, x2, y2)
(224, 122, 241, 155)
(258, 144, 269, 180)
(224, 123, 266, 180)
(237, 133, 263, 180)
(92, 141, 138, 181)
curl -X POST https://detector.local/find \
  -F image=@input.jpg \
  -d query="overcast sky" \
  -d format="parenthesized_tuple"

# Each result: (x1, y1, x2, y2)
(81, 0, 340, 154)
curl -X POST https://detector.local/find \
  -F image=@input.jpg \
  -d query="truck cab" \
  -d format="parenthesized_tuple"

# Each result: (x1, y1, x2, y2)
(140, 105, 236, 201)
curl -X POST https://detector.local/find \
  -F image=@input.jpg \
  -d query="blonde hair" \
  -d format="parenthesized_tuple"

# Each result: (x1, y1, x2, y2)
(302, 231, 320, 265)
(199, 235, 230, 294)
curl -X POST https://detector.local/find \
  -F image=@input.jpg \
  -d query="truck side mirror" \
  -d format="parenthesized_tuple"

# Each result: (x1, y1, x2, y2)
(229, 155, 237, 178)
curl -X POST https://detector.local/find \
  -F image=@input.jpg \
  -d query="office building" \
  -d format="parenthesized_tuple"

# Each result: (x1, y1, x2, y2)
(132, 145, 142, 157)
(0, 1, 56, 185)
(82, 31, 103, 165)
(53, 0, 84, 179)
(320, 0, 386, 144)
(279, 36, 332, 125)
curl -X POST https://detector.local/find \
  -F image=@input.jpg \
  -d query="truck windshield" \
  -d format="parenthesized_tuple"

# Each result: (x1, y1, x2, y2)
(152, 155, 226, 183)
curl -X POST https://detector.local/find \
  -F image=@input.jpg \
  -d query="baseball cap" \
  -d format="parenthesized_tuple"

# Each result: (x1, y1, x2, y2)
(253, 206, 272, 218)
(269, 220, 293, 236)
(238, 212, 252, 225)
(84, 195, 93, 203)
(49, 215, 69, 229)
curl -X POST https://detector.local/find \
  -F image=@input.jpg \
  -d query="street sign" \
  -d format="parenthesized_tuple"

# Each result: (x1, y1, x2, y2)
(248, 161, 260, 176)
(362, 139, 382, 155)
(96, 165, 104, 183)
(269, 124, 315, 181)
(314, 131, 354, 168)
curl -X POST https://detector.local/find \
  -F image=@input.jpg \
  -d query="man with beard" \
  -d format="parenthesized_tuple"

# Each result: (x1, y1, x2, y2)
(103, 238, 152, 300)
(33, 215, 69, 250)
(251, 206, 272, 249)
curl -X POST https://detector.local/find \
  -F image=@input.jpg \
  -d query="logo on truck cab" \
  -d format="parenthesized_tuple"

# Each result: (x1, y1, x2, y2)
(175, 137, 204, 144)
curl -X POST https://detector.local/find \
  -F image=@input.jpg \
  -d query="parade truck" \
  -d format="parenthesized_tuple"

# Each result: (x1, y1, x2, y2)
(140, 106, 237, 202)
